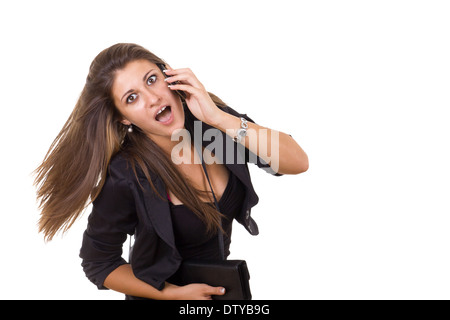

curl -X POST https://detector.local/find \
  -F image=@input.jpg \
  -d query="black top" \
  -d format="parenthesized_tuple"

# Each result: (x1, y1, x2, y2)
(79, 105, 283, 299)
(169, 170, 246, 261)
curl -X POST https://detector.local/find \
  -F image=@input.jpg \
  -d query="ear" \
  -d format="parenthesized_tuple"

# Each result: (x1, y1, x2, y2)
(121, 119, 132, 126)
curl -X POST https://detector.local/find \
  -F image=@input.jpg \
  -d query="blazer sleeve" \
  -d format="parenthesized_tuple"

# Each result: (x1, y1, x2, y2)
(221, 105, 285, 176)
(79, 161, 138, 290)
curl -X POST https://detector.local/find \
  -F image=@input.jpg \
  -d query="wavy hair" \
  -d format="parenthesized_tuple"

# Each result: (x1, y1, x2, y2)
(34, 43, 226, 241)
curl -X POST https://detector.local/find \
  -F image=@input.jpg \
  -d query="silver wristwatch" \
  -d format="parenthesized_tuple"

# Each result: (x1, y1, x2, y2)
(233, 117, 248, 143)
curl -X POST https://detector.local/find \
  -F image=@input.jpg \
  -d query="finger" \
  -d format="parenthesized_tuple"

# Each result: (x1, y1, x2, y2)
(217, 287, 226, 295)
(164, 74, 204, 89)
(163, 67, 194, 76)
(206, 286, 226, 296)
(168, 83, 200, 95)
(164, 69, 203, 89)
(164, 74, 200, 88)
(164, 68, 200, 83)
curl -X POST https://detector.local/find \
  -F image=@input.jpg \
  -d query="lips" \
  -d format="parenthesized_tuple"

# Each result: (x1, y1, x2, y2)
(155, 105, 168, 119)
(154, 105, 173, 123)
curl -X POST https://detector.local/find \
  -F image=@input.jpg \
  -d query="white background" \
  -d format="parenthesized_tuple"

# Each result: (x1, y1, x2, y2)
(1, 0, 449, 300)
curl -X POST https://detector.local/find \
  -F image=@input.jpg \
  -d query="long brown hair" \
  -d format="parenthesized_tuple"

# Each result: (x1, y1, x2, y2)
(34, 43, 227, 241)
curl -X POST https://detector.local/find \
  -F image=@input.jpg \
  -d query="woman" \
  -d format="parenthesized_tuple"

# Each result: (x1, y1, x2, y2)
(34, 43, 308, 300)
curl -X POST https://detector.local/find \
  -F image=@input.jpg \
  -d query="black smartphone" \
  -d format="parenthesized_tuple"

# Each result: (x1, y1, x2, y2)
(156, 63, 186, 100)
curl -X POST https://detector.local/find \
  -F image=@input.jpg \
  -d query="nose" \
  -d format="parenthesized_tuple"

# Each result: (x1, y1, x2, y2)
(142, 87, 161, 107)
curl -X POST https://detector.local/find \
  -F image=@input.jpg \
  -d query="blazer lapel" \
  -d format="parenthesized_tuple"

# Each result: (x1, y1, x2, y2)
(140, 177, 177, 250)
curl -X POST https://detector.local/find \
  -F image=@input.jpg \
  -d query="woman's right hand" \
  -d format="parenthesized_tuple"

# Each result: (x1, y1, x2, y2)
(163, 282, 226, 300)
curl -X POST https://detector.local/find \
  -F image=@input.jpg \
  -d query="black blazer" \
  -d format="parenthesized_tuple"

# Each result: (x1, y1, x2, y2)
(79, 105, 283, 292)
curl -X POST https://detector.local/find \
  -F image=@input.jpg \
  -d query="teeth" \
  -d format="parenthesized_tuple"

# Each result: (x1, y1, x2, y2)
(156, 106, 167, 116)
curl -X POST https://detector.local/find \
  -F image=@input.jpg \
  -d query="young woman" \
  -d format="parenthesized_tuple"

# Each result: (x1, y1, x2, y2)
(34, 43, 308, 300)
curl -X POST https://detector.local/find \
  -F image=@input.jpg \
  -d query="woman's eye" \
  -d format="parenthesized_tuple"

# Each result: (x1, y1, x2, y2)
(147, 75, 157, 85)
(125, 75, 156, 104)
(126, 93, 138, 104)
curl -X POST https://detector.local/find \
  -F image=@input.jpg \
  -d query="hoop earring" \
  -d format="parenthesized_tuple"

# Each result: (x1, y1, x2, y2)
(128, 125, 133, 133)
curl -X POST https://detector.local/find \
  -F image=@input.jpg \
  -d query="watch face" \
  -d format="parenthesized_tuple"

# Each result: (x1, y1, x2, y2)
(237, 128, 247, 137)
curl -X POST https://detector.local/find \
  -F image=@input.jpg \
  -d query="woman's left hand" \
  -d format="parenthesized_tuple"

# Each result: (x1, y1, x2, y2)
(163, 68, 223, 126)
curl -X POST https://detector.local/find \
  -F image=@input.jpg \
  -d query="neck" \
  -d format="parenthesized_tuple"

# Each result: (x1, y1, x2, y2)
(150, 132, 200, 165)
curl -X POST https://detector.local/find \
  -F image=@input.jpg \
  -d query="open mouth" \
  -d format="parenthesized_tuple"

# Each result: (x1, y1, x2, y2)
(155, 105, 172, 123)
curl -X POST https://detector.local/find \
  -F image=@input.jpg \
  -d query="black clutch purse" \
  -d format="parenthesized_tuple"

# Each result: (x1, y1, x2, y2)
(176, 143, 252, 300)
(177, 259, 251, 300)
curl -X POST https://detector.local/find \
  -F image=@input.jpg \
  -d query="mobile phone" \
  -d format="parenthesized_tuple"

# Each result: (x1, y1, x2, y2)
(156, 63, 186, 99)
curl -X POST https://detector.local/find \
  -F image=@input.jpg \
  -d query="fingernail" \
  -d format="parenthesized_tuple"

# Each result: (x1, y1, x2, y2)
(220, 288, 226, 294)
(163, 69, 168, 73)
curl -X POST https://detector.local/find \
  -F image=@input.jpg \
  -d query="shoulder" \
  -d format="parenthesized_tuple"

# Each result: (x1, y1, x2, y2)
(107, 151, 158, 185)
(92, 153, 136, 208)
(106, 152, 135, 182)
(108, 152, 131, 173)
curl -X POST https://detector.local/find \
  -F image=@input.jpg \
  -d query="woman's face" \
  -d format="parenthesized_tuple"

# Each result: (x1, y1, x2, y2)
(112, 59, 185, 142)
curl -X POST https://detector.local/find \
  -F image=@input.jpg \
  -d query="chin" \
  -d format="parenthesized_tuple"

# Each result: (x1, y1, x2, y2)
(169, 119, 186, 135)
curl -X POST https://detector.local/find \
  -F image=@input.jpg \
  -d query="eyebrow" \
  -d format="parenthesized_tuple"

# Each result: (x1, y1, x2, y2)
(120, 68, 156, 102)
